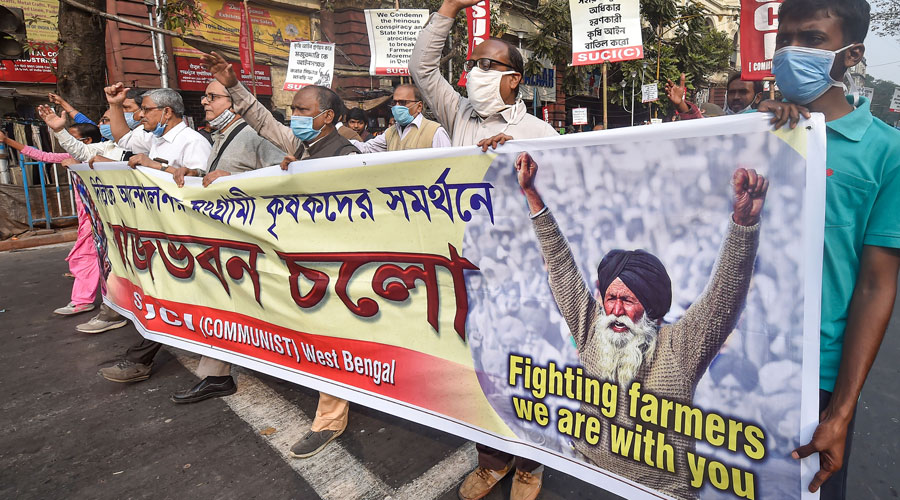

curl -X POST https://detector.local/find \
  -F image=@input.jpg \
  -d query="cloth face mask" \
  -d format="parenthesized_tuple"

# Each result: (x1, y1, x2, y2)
(209, 108, 236, 130)
(466, 67, 516, 118)
(772, 44, 855, 105)
(391, 105, 415, 127)
(99, 124, 114, 141)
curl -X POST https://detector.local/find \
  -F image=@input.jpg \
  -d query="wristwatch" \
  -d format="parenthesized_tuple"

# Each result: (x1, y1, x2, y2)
(154, 157, 169, 171)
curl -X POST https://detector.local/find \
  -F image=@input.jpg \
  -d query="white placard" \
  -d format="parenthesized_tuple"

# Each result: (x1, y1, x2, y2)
(890, 87, 900, 112)
(569, 0, 644, 66)
(572, 107, 588, 125)
(860, 87, 874, 101)
(284, 41, 335, 91)
(641, 83, 658, 103)
(364, 9, 429, 77)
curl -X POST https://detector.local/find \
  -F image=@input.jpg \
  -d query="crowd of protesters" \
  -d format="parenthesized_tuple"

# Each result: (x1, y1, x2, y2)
(1, 0, 897, 498)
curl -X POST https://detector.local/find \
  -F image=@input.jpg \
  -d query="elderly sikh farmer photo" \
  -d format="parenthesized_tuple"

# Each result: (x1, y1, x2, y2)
(514, 152, 768, 499)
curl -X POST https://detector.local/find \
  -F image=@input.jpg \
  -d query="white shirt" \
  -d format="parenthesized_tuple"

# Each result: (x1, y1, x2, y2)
(351, 113, 451, 153)
(118, 121, 212, 171)
(54, 129, 127, 163)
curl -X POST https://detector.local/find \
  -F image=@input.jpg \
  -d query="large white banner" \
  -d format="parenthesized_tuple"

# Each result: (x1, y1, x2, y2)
(364, 9, 429, 77)
(569, 0, 644, 66)
(74, 114, 826, 500)
(283, 41, 335, 90)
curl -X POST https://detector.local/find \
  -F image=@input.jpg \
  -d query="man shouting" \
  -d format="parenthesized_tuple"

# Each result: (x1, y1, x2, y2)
(515, 153, 767, 499)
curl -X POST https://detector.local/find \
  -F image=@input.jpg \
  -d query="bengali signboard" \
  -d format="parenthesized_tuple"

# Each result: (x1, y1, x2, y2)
(739, 0, 783, 80)
(283, 41, 334, 91)
(364, 9, 428, 77)
(73, 114, 825, 499)
(171, 0, 311, 59)
(569, 0, 643, 66)
(175, 56, 273, 95)
(0, 0, 58, 83)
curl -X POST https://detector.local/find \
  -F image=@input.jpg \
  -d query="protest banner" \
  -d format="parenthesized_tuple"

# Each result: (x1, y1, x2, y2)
(569, 0, 643, 66)
(364, 9, 429, 77)
(891, 87, 900, 112)
(642, 83, 659, 103)
(859, 87, 874, 101)
(457, 0, 490, 86)
(175, 56, 273, 95)
(73, 114, 825, 500)
(572, 107, 588, 125)
(283, 41, 335, 91)
(739, 0, 783, 80)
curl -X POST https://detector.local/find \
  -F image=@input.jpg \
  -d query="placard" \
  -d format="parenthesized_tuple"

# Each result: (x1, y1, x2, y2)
(569, 0, 644, 66)
(283, 41, 335, 91)
(572, 107, 588, 125)
(364, 9, 429, 76)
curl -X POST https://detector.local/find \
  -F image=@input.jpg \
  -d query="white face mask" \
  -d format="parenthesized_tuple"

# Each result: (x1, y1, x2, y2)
(466, 67, 516, 118)
(209, 108, 236, 130)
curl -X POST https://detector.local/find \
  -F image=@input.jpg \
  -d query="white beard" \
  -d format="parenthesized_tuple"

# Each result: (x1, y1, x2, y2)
(592, 311, 659, 386)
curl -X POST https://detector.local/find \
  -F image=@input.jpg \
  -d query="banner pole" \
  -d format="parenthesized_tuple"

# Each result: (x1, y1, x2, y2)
(602, 62, 608, 129)
(766, 76, 775, 99)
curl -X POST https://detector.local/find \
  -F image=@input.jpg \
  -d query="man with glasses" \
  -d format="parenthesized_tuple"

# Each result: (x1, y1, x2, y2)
(96, 84, 212, 385)
(410, 1, 559, 499)
(104, 84, 211, 174)
(164, 79, 288, 405)
(351, 83, 450, 153)
(409, 0, 557, 152)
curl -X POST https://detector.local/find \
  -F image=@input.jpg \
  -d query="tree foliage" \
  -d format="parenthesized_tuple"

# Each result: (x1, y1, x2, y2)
(525, 0, 733, 114)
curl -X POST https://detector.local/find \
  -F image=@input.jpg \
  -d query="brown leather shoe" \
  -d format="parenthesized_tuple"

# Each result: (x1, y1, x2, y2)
(510, 466, 543, 500)
(458, 462, 512, 500)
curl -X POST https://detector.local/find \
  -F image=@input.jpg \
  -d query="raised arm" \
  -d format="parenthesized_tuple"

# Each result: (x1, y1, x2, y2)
(674, 168, 767, 380)
(38, 105, 94, 163)
(104, 83, 132, 141)
(49, 93, 96, 125)
(518, 153, 597, 347)
(201, 51, 300, 155)
(409, 0, 479, 135)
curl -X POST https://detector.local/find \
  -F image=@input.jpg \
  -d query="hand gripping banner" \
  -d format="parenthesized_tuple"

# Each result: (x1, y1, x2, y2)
(72, 114, 826, 500)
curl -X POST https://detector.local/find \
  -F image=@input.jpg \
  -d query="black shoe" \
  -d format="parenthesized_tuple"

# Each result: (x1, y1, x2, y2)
(171, 376, 236, 404)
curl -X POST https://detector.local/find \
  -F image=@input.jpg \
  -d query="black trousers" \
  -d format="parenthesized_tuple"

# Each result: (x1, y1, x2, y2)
(476, 444, 540, 473)
(125, 338, 162, 365)
(818, 389, 857, 500)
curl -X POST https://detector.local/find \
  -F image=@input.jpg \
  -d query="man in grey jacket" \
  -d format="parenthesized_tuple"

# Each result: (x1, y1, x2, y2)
(167, 79, 287, 405)
(409, 0, 557, 151)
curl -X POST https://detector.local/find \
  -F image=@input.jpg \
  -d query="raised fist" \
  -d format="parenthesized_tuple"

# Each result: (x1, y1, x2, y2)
(732, 167, 768, 227)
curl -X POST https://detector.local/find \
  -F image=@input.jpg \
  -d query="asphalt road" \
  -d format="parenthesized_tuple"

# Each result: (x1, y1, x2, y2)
(1, 244, 897, 500)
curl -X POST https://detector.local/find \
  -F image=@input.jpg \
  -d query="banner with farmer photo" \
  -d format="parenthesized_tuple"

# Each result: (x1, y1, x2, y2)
(72, 114, 825, 500)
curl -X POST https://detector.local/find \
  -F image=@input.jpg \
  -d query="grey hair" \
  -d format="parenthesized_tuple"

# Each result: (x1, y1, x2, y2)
(142, 88, 185, 117)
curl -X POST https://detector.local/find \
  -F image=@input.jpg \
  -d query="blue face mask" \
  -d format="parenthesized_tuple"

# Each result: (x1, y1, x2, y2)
(391, 105, 415, 127)
(124, 112, 141, 129)
(99, 123, 114, 141)
(152, 120, 166, 138)
(772, 44, 855, 105)
(290, 110, 327, 142)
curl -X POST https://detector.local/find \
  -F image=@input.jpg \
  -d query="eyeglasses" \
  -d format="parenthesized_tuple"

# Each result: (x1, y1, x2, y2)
(465, 58, 516, 72)
(201, 93, 231, 103)
(390, 99, 420, 107)
(140, 106, 162, 113)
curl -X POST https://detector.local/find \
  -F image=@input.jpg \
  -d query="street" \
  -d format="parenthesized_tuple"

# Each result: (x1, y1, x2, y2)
(1, 243, 898, 500)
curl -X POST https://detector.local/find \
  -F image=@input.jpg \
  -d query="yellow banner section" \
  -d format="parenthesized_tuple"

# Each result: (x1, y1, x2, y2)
(173, 0, 312, 58)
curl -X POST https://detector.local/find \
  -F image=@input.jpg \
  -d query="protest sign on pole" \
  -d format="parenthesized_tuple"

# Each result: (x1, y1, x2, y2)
(542, 106, 550, 122)
(891, 87, 900, 112)
(74, 114, 826, 500)
(569, 0, 643, 66)
(239, 0, 257, 94)
(740, 0, 783, 80)
(572, 107, 588, 125)
(457, 0, 490, 86)
(641, 83, 658, 103)
(283, 41, 335, 91)
(364, 9, 428, 77)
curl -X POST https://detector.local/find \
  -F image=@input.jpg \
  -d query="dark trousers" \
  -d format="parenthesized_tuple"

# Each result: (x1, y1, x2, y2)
(818, 389, 857, 500)
(125, 338, 162, 365)
(476, 444, 540, 473)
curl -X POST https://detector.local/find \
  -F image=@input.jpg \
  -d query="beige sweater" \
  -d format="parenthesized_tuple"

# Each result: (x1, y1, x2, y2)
(532, 211, 759, 500)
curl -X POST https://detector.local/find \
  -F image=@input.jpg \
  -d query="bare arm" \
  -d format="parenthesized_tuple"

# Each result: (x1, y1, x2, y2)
(793, 245, 900, 492)
(104, 83, 132, 141)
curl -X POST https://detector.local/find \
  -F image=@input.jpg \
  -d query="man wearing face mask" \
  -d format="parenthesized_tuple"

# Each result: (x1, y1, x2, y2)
(724, 73, 764, 115)
(351, 83, 450, 153)
(198, 50, 358, 459)
(163, 80, 288, 405)
(756, 1, 900, 499)
(105, 85, 211, 174)
(409, 0, 557, 153)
